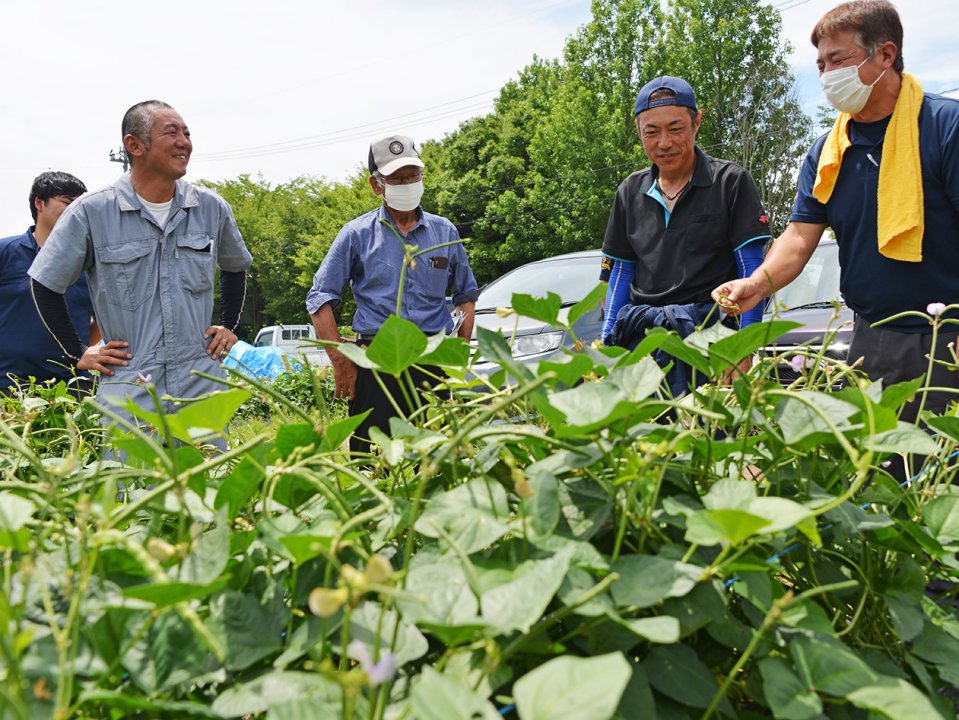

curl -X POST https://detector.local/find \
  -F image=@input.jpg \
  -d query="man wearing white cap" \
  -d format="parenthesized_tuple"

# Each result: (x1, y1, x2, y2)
(306, 135, 479, 454)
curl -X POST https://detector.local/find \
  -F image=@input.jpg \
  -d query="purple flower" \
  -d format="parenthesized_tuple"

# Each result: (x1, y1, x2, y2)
(788, 355, 811, 373)
(927, 302, 947, 317)
(349, 640, 398, 685)
(136, 372, 153, 385)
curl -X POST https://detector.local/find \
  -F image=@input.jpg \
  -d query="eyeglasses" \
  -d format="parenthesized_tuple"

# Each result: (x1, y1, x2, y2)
(382, 170, 423, 186)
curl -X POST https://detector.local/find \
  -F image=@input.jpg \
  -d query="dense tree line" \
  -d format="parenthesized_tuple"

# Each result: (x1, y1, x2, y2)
(205, 0, 813, 335)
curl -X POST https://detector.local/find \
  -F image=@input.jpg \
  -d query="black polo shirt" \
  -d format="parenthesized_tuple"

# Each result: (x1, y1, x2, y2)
(602, 147, 771, 306)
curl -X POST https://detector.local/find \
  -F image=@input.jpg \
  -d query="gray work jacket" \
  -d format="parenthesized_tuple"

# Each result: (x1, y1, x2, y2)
(28, 174, 253, 424)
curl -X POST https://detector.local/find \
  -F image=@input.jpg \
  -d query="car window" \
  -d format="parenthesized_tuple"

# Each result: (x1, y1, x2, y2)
(254, 331, 272, 347)
(281, 328, 310, 341)
(476, 256, 601, 311)
(771, 242, 841, 310)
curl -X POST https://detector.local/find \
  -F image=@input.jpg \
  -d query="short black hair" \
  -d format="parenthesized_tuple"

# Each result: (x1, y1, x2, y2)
(121, 100, 174, 147)
(29, 171, 87, 222)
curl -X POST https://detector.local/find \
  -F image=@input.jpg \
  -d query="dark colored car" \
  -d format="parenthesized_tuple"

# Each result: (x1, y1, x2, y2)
(471, 250, 605, 376)
(761, 238, 853, 384)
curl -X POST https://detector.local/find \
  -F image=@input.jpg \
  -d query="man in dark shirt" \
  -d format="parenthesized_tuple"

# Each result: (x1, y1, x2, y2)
(712, 0, 959, 419)
(601, 76, 770, 394)
(0, 172, 97, 392)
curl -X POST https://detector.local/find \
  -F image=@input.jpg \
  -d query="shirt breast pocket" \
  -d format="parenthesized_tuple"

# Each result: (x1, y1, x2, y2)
(683, 213, 726, 253)
(424, 264, 450, 299)
(98, 238, 155, 311)
(176, 233, 216, 295)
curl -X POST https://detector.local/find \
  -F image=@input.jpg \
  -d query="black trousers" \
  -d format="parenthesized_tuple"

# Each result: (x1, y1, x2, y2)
(348, 364, 445, 456)
(848, 316, 959, 422)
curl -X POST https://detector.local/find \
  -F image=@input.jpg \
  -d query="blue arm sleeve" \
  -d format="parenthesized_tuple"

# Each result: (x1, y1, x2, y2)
(601, 258, 634, 342)
(735, 240, 765, 327)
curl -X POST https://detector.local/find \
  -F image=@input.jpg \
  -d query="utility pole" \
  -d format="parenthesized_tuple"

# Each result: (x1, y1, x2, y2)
(109, 148, 129, 172)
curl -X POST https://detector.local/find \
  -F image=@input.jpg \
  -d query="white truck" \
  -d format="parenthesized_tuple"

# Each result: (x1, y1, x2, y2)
(252, 325, 331, 367)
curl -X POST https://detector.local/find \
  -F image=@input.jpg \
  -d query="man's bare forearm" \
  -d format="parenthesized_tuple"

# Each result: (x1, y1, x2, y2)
(751, 222, 828, 297)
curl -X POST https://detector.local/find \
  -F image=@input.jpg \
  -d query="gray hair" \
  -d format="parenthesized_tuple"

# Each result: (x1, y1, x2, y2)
(121, 100, 174, 148)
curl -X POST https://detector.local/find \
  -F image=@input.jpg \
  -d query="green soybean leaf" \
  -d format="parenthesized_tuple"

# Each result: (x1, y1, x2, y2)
(610, 555, 703, 608)
(865, 423, 940, 455)
(789, 635, 879, 696)
(923, 494, 959, 545)
(122, 579, 229, 608)
(522, 471, 561, 537)
(215, 443, 268, 517)
(420, 335, 471, 367)
(776, 392, 859, 445)
(620, 616, 681, 644)
(396, 554, 482, 627)
(275, 423, 322, 460)
(366, 315, 428, 375)
(513, 652, 632, 720)
(334, 341, 378, 369)
(172, 388, 251, 440)
(644, 644, 729, 712)
(925, 414, 959, 442)
(567, 282, 607, 326)
(606, 356, 666, 402)
(480, 548, 573, 633)
(658, 332, 712, 375)
(0, 494, 35, 531)
(410, 666, 500, 720)
(758, 657, 823, 720)
(847, 677, 946, 719)
(881, 376, 926, 409)
(706, 320, 802, 373)
(415, 478, 510, 555)
(320, 412, 370, 452)
(209, 590, 289, 671)
(211, 672, 341, 716)
(686, 508, 771, 546)
(538, 353, 596, 387)
(278, 534, 334, 566)
(547, 382, 638, 433)
(511, 291, 563, 326)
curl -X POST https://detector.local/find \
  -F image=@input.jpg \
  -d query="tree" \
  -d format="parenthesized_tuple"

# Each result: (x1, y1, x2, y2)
(428, 0, 813, 282)
(202, 171, 376, 335)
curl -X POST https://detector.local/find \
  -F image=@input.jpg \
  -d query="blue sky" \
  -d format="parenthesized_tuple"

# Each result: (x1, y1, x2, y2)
(0, 0, 954, 226)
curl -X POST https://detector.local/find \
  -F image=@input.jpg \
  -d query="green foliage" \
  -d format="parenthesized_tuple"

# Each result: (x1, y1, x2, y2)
(4, 296, 959, 719)
(202, 172, 375, 333)
(427, 0, 812, 283)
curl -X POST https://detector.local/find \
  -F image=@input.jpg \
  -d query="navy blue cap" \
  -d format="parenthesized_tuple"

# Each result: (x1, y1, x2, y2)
(634, 76, 698, 116)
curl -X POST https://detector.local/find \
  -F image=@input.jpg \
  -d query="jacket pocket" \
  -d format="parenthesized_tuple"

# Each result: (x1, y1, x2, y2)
(98, 238, 155, 311)
(176, 233, 215, 295)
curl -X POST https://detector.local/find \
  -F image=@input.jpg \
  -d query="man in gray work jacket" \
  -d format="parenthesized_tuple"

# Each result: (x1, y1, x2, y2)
(28, 100, 252, 443)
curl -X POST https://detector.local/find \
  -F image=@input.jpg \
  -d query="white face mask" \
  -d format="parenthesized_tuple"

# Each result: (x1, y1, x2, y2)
(820, 54, 886, 113)
(382, 180, 424, 212)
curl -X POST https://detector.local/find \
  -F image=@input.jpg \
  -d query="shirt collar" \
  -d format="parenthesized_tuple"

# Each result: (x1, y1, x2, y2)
(376, 203, 427, 234)
(18, 226, 38, 250)
(115, 173, 199, 213)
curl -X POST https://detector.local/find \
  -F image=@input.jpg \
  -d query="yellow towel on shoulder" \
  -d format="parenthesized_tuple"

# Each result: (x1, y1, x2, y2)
(812, 73, 925, 262)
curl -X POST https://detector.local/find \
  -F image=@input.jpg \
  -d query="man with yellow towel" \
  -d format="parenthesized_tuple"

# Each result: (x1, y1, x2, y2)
(712, 0, 959, 418)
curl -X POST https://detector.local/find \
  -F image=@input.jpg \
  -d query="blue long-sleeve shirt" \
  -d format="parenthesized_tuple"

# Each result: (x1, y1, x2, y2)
(306, 204, 479, 336)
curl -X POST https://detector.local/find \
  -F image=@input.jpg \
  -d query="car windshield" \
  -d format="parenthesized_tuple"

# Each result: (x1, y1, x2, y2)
(769, 242, 841, 311)
(476, 256, 600, 311)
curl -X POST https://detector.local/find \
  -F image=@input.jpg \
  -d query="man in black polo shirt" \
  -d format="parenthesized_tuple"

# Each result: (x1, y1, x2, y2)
(601, 76, 771, 395)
